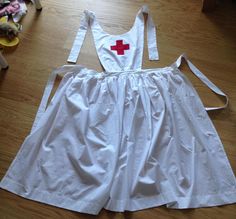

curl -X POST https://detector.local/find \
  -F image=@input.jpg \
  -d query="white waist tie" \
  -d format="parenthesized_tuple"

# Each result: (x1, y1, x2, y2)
(173, 54, 229, 111)
(32, 54, 229, 133)
(30, 65, 82, 133)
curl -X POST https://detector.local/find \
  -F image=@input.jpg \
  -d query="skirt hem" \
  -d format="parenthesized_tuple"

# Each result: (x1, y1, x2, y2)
(1, 177, 236, 214)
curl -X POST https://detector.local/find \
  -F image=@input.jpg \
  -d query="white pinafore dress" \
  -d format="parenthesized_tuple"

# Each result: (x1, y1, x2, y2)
(1, 6, 236, 215)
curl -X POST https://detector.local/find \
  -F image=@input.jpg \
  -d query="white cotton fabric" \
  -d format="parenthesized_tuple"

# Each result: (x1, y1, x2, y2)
(1, 65, 236, 214)
(1, 5, 236, 215)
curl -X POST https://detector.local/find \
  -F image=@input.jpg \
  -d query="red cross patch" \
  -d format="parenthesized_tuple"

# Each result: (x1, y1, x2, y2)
(110, 40, 130, 55)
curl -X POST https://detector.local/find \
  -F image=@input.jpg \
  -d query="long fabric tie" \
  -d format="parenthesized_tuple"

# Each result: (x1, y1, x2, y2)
(173, 54, 229, 111)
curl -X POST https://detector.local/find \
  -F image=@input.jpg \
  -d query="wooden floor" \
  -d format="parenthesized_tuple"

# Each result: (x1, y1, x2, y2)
(0, 0, 236, 218)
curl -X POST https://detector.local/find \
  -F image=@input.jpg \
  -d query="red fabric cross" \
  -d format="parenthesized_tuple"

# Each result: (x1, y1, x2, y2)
(110, 40, 130, 55)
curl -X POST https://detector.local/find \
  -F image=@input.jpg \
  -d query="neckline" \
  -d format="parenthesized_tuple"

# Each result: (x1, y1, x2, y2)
(89, 10, 139, 37)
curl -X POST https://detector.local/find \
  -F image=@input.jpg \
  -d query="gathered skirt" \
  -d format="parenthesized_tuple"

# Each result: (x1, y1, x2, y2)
(1, 65, 236, 215)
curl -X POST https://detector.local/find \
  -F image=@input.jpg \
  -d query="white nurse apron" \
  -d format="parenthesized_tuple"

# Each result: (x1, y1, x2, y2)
(0, 5, 235, 215)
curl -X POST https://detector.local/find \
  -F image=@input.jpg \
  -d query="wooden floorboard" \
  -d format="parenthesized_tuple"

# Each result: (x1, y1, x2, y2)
(0, 0, 236, 218)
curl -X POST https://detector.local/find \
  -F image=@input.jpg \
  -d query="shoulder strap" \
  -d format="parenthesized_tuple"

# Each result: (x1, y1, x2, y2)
(172, 54, 229, 111)
(137, 5, 159, 61)
(67, 10, 91, 63)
